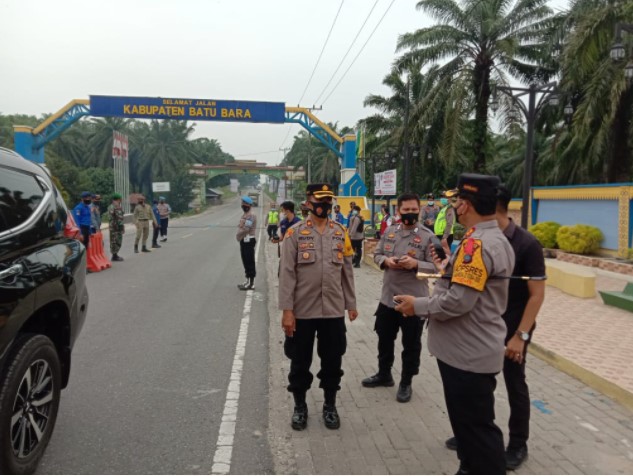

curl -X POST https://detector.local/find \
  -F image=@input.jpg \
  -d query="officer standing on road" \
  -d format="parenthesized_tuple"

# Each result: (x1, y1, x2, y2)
(279, 183, 358, 431)
(90, 194, 102, 234)
(444, 185, 546, 471)
(395, 174, 515, 475)
(236, 196, 257, 290)
(265, 202, 280, 241)
(73, 191, 93, 250)
(108, 193, 125, 262)
(434, 193, 456, 248)
(133, 195, 157, 253)
(361, 193, 436, 403)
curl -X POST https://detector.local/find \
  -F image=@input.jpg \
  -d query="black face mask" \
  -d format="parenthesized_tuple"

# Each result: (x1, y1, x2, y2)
(83, 199, 91, 205)
(400, 213, 418, 226)
(241, 205, 251, 212)
(311, 201, 332, 219)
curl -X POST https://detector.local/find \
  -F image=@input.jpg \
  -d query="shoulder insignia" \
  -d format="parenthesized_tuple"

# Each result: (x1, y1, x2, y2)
(329, 221, 334, 228)
(306, 220, 313, 227)
(464, 227, 476, 239)
(286, 228, 295, 237)
(343, 230, 354, 257)
(451, 239, 487, 291)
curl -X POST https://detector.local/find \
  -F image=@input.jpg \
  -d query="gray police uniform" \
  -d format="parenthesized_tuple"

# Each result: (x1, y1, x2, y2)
(279, 218, 356, 395)
(413, 219, 515, 474)
(236, 211, 257, 279)
(372, 223, 436, 382)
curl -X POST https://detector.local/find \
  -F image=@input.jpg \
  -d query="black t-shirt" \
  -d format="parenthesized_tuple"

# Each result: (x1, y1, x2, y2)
(502, 219, 545, 335)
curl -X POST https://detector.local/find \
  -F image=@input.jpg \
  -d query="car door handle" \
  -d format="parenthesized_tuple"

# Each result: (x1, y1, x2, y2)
(0, 264, 24, 280)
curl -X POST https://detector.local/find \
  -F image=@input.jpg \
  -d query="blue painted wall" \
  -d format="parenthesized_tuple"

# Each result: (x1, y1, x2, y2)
(537, 199, 618, 250)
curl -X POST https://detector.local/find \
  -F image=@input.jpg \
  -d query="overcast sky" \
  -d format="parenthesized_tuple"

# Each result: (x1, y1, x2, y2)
(0, 0, 569, 165)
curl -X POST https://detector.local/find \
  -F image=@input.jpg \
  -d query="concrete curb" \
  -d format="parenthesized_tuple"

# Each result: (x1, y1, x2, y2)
(528, 342, 633, 412)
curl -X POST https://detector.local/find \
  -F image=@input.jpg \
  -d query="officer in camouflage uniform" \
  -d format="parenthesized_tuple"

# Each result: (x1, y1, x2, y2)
(279, 183, 358, 431)
(108, 193, 125, 261)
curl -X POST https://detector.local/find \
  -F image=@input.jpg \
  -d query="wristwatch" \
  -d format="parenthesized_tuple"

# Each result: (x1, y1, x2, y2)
(516, 330, 530, 341)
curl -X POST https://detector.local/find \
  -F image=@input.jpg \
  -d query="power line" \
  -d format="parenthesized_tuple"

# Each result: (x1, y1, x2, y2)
(313, 0, 380, 106)
(297, 0, 345, 105)
(321, 0, 396, 106)
(280, 0, 344, 150)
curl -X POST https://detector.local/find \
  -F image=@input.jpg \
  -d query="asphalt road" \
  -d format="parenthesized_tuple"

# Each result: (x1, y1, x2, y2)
(37, 198, 274, 474)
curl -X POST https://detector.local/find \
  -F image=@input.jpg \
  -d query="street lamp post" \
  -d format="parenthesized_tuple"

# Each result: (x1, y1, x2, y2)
(371, 153, 377, 230)
(611, 23, 633, 81)
(490, 81, 572, 229)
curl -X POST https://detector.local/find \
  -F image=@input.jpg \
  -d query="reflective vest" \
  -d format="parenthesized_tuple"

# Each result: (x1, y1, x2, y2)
(267, 210, 279, 225)
(434, 206, 454, 235)
(375, 212, 383, 229)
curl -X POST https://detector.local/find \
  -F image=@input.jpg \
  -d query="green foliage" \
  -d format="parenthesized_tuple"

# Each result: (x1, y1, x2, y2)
(168, 170, 196, 214)
(556, 224, 603, 254)
(529, 221, 561, 249)
(452, 223, 466, 241)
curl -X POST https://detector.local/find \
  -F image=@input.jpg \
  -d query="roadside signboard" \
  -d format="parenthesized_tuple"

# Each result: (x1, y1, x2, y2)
(374, 169, 397, 196)
(152, 182, 170, 192)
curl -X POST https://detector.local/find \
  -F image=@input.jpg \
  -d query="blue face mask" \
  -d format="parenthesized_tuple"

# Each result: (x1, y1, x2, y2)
(440, 198, 448, 206)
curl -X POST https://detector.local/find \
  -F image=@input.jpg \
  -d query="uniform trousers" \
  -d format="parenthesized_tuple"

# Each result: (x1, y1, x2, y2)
(437, 359, 506, 474)
(79, 225, 91, 250)
(110, 231, 123, 254)
(284, 317, 347, 393)
(239, 238, 257, 278)
(351, 239, 363, 265)
(135, 220, 150, 245)
(160, 217, 169, 237)
(374, 303, 423, 382)
(152, 223, 160, 245)
(267, 224, 278, 239)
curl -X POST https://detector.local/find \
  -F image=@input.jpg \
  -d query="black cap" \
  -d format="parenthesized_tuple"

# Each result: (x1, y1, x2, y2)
(446, 173, 500, 198)
(306, 183, 334, 199)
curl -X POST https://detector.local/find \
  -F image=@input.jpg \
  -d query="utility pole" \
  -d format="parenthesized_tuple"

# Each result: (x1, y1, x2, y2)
(402, 77, 411, 192)
(279, 147, 291, 201)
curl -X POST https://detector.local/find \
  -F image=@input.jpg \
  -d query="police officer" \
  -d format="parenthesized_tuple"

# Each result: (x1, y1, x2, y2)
(395, 174, 515, 475)
(108, 193, 125, 261)
(265, 202, 280, 241)
(279, 183, 358, 431)
(434, 193, 456, 247)
(236, 196, 257, 290)
(133, 195, 157, 253)
(73, 191, 93, 250)
(361, 193, 436, 402)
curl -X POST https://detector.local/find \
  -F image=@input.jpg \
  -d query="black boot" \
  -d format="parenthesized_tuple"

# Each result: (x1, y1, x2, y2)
(396, 382, 412, 403)
(134, 245, 139, 253)
(322, 404, 340, 429)
(291, 404, 308, 430)
(152, 242, 161, 249)
(361, 372, 395, 387)
(112, 254, 124, 262)
(142, 245, 151, 253)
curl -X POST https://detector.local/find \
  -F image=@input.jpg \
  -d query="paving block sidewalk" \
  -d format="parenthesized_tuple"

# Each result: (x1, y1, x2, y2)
(265, 244, 633, 475)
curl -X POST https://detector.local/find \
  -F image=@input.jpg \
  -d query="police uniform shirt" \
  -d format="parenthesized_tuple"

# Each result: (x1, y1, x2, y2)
(278, 219, 356, 319)
(134, 204, 156, 224)
(236, 211, 257, 241)
(413, 220, 515, 374)
(348, 214, 364, 240)
(374, 224, 437, 308)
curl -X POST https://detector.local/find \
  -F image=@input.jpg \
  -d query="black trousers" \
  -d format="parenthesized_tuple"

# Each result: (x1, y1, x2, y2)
(351, 239, 363, 265)
(239, 239, 256, 279)
(284, 317, 347, 393)
(160, 217, 168, 237)
(80, 225, 91, 250)
(267, 224, 278, 239)
(152, 224, 160, 245)
(437, 359, 506, 475)
(374, 303, 423, 382)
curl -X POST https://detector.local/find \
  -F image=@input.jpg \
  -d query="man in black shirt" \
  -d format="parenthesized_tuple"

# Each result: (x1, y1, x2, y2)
(445, 185, 546, 471)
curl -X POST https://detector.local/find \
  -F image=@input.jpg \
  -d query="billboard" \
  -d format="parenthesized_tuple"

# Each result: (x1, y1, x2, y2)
(152, 182, 171, 192)
(374, 169, 397, 196)
(91, 95, 286, 124)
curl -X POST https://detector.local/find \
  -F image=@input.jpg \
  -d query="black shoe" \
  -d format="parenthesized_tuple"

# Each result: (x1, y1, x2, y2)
(291, 404, 308, 431)
(161, 237, 167, 242)
(353, 263, 361, 268)
(134, 245, 139, 253)
(445, 436, 458, 451)
(361, 373, 395, 388)
(322, 404, 340, 429)
(111, 254, 124, 262)
(506, 446, 528, 470)
(152, 243, 161, 248)
(396, 383, 412, 403)
(141, 246, 151, 253)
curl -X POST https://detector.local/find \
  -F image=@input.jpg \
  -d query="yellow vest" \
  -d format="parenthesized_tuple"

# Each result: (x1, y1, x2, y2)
(375, 212, 383, 229)
(434, 206, 454, 235)
(268, 210, 279, 224)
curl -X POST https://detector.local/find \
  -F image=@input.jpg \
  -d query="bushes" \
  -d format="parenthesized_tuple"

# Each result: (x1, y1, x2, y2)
(529, 221, 561, 249)
(556, 224, 603, 255)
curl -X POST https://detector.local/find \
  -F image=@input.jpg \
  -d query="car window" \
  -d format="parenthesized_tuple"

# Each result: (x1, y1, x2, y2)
(0, 167, 45, 233)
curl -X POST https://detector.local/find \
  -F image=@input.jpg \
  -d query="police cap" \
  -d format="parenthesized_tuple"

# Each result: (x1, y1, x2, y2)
(306, 183, 334, 199)
(446, 173, 500, 198)
(241, 196, 254, 205)
(81, 191, 91, 198)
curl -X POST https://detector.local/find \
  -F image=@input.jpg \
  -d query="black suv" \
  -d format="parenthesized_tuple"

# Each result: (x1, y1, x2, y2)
(0, 148, 88, 474)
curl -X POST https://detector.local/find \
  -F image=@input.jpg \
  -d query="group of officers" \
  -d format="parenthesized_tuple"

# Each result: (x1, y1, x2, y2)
(253, 174, 545, 475)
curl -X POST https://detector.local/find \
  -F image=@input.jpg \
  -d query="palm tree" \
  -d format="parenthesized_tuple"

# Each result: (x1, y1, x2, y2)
(396, 0, 558, 172)
(87, 117, 132, 168)
(558, 0, 633, 182)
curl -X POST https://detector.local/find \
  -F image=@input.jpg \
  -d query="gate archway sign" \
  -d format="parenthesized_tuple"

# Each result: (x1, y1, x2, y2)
(12, 95, 366, 197)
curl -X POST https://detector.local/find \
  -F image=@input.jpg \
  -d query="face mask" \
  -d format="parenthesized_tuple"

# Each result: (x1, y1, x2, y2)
(83, 199, 91, 205)
(351, 210, 358, 216)
(311, 201, 332, 219)
(440, 198, 448, 206)
(428, 201, 434, 206)
(280, 213, 286, 221)
(400, 213, 419, 226)
(455, 202, 465, 224)
(242, 205, 250, 212)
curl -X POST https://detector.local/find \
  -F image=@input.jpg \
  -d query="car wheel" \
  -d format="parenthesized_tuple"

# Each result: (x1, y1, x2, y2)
(0, 334, 61, 475)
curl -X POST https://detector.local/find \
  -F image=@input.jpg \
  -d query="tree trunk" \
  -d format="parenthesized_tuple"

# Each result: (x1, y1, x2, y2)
(607, 88, 633, 183)
(472, 58, 492, 173)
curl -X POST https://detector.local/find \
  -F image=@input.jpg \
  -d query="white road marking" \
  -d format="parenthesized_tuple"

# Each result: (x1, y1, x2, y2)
(211, 201, 263, 475)
(182, 233, 193, 239)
